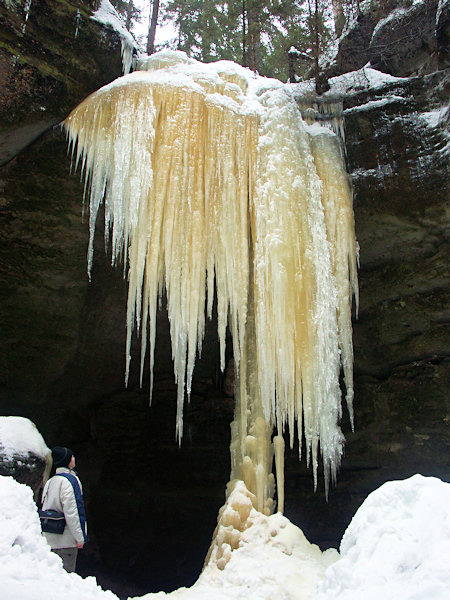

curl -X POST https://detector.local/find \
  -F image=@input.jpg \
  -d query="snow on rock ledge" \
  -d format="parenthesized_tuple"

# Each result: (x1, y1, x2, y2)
(91, 0, 137, 74)
(0, 416, 49, 461)
(0, 417, 51, 498)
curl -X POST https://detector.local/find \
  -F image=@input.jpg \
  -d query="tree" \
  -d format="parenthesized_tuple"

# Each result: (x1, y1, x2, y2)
(110, 0, 141, 32)
(147, 0, 161, 54)
(126, 0, 134, 31)
(160, 0, 335, 84)
(304, 0, 333, 92)
(331, 0, 346, 37)
(163, 1, 241, 63)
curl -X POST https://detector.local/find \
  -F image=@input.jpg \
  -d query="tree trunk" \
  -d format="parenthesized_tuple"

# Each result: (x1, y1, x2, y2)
(125, 0, 133, 32)
(242, 0, 248, 67)
(200, 0, 211, 62)
(314, 0, 320, 85)
(147, 0, 160, 55)
(331, 0, 346, 37)
(246, 2, 262, 73)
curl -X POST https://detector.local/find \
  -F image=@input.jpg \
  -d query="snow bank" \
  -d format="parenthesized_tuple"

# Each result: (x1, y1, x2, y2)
(0, 475, 118, 600)
(0, 416, 49, 461)
(91, 0, 137, 73)
(1, 474, 449, 600)
(318, 474, 450, 600)
(418, 107, 449, 128)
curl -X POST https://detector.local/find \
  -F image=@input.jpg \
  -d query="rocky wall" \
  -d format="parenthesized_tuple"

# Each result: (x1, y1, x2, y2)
(1, 1, 449, 597)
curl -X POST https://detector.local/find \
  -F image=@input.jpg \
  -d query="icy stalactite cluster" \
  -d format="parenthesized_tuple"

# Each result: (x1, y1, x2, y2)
(64, 51, 358, 504)
(297, 99, 347, 144)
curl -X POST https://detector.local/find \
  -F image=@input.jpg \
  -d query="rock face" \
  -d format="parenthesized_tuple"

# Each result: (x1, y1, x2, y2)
(0, 1, 449, 597)
(369, 0, 440, 76)
(328, 0, 449, 78)
(0, 0, 124, 165)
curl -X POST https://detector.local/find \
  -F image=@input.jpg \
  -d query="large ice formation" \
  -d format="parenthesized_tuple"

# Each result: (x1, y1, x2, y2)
(64, 50, 358, 511)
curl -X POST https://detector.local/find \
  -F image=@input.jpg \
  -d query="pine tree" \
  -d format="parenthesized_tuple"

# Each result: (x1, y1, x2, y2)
(110, 0, 141, 32)
(147, 0, 160, 54)
(160, 0, 336, 84)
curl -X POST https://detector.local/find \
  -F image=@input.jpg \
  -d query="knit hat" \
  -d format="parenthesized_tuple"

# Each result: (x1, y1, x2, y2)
(52, 446, 73, 468)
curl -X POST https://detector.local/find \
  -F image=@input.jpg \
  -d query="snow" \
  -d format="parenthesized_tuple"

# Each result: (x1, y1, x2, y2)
(91, 0, 137, 73)
(372, 0, 429, 42)
(418, 107, 449, 128)
(0, 476, 117, 600)
(436, 0, 449, 25)
(0, 416, 49, 461)
(317, 475, 450, 600)
(291, 66, 407, 99)
(344, 95, 406, 114)
(371, 7, 408, 41)
(1, 474, 449, 600)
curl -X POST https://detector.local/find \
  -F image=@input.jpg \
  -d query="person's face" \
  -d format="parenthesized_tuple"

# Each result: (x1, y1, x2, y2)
(68, 455, 76, 469)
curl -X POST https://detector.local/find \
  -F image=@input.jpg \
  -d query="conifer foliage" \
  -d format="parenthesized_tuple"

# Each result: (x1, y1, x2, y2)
(160, 0, 344, 81)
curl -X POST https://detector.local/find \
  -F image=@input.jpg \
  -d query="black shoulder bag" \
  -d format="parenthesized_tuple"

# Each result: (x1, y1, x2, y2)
(39, 479, 66, 534)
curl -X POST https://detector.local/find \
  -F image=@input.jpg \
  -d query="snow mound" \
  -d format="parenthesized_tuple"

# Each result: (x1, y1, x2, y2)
(0, 416, 49, 461)
(0, 475, 118, 600)
(318, 474, 450, 600)
(135, 481, 339, 600)
(1, 474, 448, 599)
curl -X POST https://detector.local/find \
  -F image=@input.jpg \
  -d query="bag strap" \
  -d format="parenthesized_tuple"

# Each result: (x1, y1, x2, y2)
(41, 476, 53, 508)
(55, 473, 88, 543)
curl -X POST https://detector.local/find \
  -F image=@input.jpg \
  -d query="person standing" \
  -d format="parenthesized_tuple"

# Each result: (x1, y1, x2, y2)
(42, 446, 87, 573)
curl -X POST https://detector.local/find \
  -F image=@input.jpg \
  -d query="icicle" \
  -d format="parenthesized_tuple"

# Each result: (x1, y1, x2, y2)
(297, 99, 346, 145)
(21, 0, 32, 34)
(64, 51, 358, 508)
(121, 39, 134, 75)
(74, 9, 81, 39)
(273, 435, 285, 513)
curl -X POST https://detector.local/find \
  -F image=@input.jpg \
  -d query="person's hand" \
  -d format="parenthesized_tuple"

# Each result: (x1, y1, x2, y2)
(76, 541, 84, 549)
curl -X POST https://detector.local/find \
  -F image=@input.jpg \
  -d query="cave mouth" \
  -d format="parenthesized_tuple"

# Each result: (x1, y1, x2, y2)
(58, 299, 235, 597)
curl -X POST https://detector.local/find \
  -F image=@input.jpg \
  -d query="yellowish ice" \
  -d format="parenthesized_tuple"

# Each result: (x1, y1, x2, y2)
(65, 50, 358, 516)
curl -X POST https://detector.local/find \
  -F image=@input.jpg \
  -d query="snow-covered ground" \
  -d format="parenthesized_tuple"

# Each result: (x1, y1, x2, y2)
(1, 473, 449, 600)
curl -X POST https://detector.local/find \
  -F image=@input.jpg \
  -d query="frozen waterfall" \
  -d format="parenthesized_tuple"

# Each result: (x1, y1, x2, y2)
(64, 50, 358, 519)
